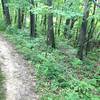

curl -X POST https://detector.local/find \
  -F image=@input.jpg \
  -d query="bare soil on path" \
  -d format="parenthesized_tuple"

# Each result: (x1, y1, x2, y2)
(0, 35, 38, 100)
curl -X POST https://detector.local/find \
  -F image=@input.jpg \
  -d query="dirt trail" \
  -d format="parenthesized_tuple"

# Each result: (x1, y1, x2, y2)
(0, 36, 38, 100)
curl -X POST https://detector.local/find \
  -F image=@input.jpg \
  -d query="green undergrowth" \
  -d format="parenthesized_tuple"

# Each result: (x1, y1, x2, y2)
(0, 25, 100, 100)
(0, 19, 6, 31)
(0, 67, 5, 100)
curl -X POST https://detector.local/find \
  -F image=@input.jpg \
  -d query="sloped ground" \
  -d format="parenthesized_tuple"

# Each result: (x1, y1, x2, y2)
(0, 30, 99, 99)
(0, 67, 5, 100)
(0, 36, 38, 100)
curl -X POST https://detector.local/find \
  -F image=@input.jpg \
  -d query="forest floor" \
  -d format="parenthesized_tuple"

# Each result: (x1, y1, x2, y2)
(0, 30, 99, 100)
(0, 35, 38, 100)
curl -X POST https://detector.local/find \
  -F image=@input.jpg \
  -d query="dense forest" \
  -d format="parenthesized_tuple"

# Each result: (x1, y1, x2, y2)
(0, 0, 100, 100)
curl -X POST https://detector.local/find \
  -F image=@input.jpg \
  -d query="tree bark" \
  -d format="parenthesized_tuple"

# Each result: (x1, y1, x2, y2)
(18, 8, 22, 29)
(18, 8, 24, 29)
(77, 0, 89, 60)
(1, 0, 11, 25)
(47, 0, 55, 48)
(70, 18, 76, 30)
(30, 0, 36, 37)
(64, 19, 70, 38)
(58, 16, 62, 36)
(86, 2, 96, 55)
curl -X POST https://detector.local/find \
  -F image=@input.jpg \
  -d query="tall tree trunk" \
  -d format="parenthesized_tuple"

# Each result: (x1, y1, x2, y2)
(18, 8, 22, 29)
(47, 0, 55, 48)
(30, 0, 36, 37)
(77, 0, 89, 60)
(1, 0, 11, 25)
(58, 16, 62, 36)
(43, 15, 47, 35)
(55, 16, 58, 35)
(64, 0, 73, 38)
(86, 2, 96, 55)
(14, 10, 17, 24)
(18, 9, 24, 29)
(70, 18, 76, 30)
(43, 15, 47, 31)
(21, 10, 24, 26)
(64, 19, 70, 38)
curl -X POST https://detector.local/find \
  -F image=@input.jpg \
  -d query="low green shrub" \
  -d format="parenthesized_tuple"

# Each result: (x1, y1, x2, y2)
(0, 19, 6, 31)
(0, 26, 99, 100)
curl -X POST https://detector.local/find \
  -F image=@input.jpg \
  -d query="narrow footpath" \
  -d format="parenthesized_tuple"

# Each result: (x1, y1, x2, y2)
(0, 35, 38, 100)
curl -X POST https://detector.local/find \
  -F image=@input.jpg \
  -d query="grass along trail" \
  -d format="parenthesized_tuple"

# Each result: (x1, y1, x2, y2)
(0, 35, 38, 100)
